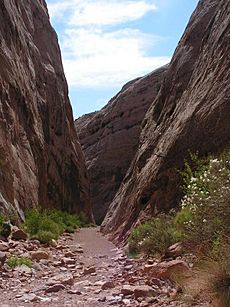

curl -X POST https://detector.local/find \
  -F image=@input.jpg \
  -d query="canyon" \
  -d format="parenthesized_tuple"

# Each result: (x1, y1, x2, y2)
(0, 0, 229, 306)
(75, 65, 168, 224)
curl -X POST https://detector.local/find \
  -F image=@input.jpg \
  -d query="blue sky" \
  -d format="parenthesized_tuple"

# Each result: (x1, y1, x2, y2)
(47, 0, 199, 118)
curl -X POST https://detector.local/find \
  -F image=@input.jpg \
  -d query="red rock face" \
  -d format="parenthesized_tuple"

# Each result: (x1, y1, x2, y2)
(101, 0, 230, 243)
(0, 0, 93, 220)
(75, 66, 167, 224)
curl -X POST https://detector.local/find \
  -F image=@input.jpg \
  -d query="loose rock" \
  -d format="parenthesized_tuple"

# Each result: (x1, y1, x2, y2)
(45, 284, 66, 293)
(31, 251, 50, 261)
(134, 285, 156, 299)
(0, 242, 9, 252)
(11, 227, 28, 241)
(83, 266, 96, 275)
(101, 281, 115, 290)
(46, 273, 74, 286)
(0, 251, 7, 264)
(164, 243, 184, 259)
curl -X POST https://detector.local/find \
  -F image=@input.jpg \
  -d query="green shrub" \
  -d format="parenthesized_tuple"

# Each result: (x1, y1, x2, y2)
(38, 217, 60, 238)
(77, 212, 88, 227)
(0, 214, 11, 238)
(23, 208, 88, 244)
(129, 215, 179, 256)
(0, 212, 4, 226)
(35, 230, 56, 244)
(23, 208, 41, 236)
(7, 256, 18, 268)
(129, 151, 230, 257)
(7, 256, 33, 268)
(65, 226, 75, 233)
(178, 151, 209, 195)
(176, 151, 230, 251)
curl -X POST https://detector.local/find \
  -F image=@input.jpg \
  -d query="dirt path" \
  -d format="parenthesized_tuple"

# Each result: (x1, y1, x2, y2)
(0, 227, 124, 306)
(0, 227, 194, 307)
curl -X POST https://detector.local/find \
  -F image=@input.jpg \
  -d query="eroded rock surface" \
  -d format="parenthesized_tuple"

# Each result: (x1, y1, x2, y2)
(75, 66, 167, 224)
(0, 0, 92, 219)
(102, 0, 230, 242)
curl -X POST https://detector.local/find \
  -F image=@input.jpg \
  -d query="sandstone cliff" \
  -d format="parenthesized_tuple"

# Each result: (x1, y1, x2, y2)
(75, 66, 167, 224)
(0, 0, 92, 220)
(102, 0, 230, 243)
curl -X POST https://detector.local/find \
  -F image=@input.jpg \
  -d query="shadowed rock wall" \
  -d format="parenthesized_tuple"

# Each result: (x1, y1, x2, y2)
(0, 0, 93, 220)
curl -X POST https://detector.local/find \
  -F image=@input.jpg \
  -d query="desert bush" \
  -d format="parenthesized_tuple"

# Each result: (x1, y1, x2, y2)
(128, 215, 179, 256)
(7, 256, 33, 268)
(0, 213, 10, 238)
(35, 230, 56, 244)
(46, 209, 87, 231)
(129, 151, 230, 256)
(0, 212, 4, 226)
(23, 208, 88, 244)
(175, 151, 230, 251)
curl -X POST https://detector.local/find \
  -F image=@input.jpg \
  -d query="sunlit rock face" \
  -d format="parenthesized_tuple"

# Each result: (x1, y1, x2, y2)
(75, 66, 167, 224)
(0, 0, 93, 221)
(101, 0, 230, 244)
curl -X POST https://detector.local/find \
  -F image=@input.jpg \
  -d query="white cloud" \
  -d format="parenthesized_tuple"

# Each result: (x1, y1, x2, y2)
(48, 0, 157, 24)
(47, 2, 72, 20)
(47, 0, 170, 89)
(68, 0, 157, 26)
(62, 28, 170, 87)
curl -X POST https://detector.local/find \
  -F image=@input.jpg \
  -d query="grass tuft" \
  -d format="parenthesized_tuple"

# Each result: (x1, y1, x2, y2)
(7, 256, 33, 268)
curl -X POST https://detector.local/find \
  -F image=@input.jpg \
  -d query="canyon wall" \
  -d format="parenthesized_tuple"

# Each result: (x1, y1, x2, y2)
(101, 0, 230, 243)
(0, 0, 93, 220)
(75, 66, 167, 224)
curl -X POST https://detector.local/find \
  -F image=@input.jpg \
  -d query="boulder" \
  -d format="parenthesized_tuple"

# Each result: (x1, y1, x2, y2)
(144, 260, 189, 280)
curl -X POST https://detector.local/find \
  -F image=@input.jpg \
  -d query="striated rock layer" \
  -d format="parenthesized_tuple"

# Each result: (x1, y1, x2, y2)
(0, 0, 93, 220)
(102, 0, 230, 243)
(75, 66, 167, 224)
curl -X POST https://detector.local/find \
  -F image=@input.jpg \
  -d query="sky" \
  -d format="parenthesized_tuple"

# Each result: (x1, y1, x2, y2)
(46, 0, 199, 119)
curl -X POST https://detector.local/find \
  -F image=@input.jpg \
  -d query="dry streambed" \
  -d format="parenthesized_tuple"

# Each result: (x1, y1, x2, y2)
(0, 227, 209, 306)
